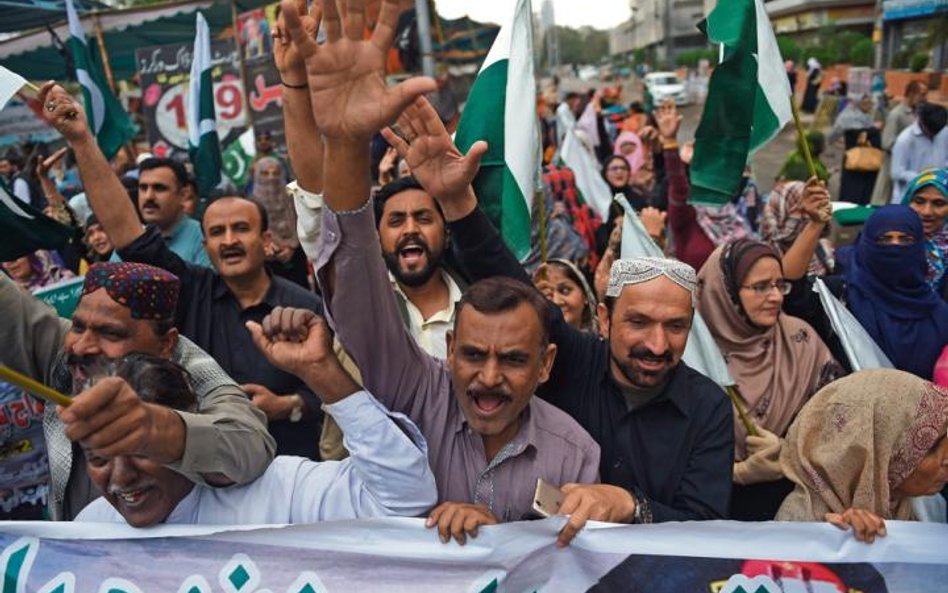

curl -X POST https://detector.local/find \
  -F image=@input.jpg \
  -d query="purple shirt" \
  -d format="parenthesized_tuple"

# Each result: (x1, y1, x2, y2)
(314, 201, 600, 521)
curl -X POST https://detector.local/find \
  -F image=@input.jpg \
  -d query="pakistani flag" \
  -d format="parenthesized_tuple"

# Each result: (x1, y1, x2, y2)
(187, 12, 222, 198)
(813, 277, 893, 371)
(689, 0, 791, 204)
(0, 181, 79, 261)
(65, 0, 137, 160)
(222, 128, 256, 188)
(455, 0, 539, 260)
(0, 66, 28, 111)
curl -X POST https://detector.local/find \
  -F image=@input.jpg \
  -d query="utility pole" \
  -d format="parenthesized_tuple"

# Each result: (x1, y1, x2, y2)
(873, 0, 885, 70)
(415, 0, 436, 78)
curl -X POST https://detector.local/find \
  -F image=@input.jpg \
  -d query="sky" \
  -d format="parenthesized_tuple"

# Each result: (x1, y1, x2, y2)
(434, 0, 631, 31)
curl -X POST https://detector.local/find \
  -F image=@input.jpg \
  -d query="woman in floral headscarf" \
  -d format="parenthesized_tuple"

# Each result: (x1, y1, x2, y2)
(901, 168, 948, 294)
(761, 180, 835, 276)
(777, 369, 948, 541)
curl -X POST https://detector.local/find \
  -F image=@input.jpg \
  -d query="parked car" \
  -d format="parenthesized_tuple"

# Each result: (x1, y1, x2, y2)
(644, 71, 688, 106)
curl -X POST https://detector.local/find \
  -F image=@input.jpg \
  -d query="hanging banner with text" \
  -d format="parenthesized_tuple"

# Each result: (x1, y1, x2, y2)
(1, 518, 946, 592)
(237, 3, 287, 158)
(136, 40, 248, 160)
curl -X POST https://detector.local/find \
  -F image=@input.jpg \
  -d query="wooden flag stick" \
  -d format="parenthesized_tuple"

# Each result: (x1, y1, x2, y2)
(790, 96, 818, 181)
(725, 385, 758, 437)
(0, 365, 72, 408)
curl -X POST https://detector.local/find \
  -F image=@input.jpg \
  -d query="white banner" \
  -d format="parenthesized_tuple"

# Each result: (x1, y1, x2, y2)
(1, 518, 947, 592)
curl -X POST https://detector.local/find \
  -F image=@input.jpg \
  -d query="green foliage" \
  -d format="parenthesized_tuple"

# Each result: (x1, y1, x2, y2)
(849, 39, 874, 67)
(910, 52, 929, 72)
(545, 25, 609, 67)
(777, 35, 802, 64)
(675, 47, 717, 67)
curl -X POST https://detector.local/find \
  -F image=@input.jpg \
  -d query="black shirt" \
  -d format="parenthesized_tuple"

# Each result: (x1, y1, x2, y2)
(118, 227, 324, 459)
(448, 207, 734, 522)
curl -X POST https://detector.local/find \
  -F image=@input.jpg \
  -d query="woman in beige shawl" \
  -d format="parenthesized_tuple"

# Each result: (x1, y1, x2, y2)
(777, 369, 948, 542)
(697, 239, 843, 520)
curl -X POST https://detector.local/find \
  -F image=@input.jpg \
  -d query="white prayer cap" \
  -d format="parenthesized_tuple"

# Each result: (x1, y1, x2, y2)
(135, 152, 154, 166)
(605, 256, 697, 298)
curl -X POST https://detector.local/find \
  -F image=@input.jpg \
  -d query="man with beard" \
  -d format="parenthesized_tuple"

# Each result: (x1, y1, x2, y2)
(272, 0, 599, 545)
(0, 260, 274, 520)
(38, 83, 325, 459)
(380, 89, 733, 542)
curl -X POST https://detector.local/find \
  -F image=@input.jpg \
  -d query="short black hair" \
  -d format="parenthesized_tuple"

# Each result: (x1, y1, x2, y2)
(455, 277, 551, 348)
(203, 194, 270, 232)
(373, 176, 444, 227)
(918, 103, 947, 137)
(116, 353, 196, 413)
(138, 157, 188, 189)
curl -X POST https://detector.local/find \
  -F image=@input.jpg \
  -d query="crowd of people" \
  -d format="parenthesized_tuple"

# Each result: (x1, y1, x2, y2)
(1, 0, 947, 549)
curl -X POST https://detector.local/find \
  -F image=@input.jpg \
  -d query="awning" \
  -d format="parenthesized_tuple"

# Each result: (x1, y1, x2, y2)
(0, 0, 107, 34)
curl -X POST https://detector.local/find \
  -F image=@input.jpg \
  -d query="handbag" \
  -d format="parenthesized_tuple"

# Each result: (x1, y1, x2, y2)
(844, 131, 883, 172)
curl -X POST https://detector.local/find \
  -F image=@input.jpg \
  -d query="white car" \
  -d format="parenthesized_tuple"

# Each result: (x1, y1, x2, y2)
(645, 72, 688, 106)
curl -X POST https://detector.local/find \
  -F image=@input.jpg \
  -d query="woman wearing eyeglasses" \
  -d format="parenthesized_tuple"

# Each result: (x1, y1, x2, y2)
(697, 238, 844, 521)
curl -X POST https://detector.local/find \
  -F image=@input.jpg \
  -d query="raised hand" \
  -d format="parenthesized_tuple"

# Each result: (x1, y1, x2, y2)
(381, 96, 488, 217)
(281, 0, 437, 141)
(801, 176, 832, 223)
(273, 0, 320, 86)
(38, 82, 91, 144)
(655, 99, 683, 142)
(36, 147, 68, 178)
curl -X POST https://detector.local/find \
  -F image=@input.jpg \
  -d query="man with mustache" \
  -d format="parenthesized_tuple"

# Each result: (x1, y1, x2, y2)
(381, 86, 733, 543)
(0, 260, 274, 520)
(38, 83, 325, 459)
(272, 0, 599, 545)
(132, 158, 211, 268)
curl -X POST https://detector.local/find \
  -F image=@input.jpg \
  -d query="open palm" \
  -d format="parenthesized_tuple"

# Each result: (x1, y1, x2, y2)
(282, 0, 436, 140)
(381, 97, 487, 198)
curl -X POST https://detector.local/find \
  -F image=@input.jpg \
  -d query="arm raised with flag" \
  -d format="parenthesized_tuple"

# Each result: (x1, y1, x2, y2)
(37, 82, 144, 251)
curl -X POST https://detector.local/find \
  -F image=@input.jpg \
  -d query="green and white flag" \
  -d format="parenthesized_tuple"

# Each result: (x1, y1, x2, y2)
(222, 127, 256, 188)
(0, 181, 79, 261)
(455, 0, 539, 260)
(187, 12, 222, 198)
(690, 0, 791, 205)
(0, 66, 28, 111)
(65, 0, 136, 160)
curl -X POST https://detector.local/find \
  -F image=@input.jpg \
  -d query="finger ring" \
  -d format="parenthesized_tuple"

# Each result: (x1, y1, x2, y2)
(65, 110, 78, 121)
(45, 101, 56, 112)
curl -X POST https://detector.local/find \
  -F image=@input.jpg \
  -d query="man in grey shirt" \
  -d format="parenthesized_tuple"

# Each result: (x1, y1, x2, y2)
(0, 258, 275, 520)
(272, 0, 600, 546)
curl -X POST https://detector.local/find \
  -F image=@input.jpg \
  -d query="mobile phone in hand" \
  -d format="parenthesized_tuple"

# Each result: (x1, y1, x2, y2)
(532, 478, 564, 518)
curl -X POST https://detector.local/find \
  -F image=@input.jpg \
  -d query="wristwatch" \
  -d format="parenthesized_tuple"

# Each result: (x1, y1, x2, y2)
(288, 395, 304, 423)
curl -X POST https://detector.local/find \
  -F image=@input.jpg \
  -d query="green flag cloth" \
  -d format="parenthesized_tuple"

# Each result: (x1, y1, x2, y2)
(689, 0, 791, 205)
(65, 0, 137, 160)
(454, 0, 539, 260)
(187, 12, 222, 198)
(0, 181, 79, 261)
(222, 128, 255, 188)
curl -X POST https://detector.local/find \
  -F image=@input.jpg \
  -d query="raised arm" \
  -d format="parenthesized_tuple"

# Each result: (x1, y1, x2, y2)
(38, 83, 144, 250)
(275, 0, 323, 194)
(247, 309, 436, 520)
(282, 0, 436, 212)
(780, 178, 832, 280)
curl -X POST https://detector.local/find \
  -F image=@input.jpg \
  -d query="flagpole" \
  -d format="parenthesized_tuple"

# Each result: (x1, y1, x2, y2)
(725, 385, 758, 437)
(536, 188, 547, 263)
(92, 14, 116, 94)
(789, 97, 818, 181)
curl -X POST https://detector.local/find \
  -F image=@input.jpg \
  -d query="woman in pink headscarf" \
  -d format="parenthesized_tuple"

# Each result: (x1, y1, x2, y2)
(613, 130, 645, 175)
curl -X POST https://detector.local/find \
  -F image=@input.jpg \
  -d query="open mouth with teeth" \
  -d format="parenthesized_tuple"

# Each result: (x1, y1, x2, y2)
(111, 486, 153, 508)
(219, 248, 246, 264)
(469, 391, 512, 416)
(398, 244, 426, 267)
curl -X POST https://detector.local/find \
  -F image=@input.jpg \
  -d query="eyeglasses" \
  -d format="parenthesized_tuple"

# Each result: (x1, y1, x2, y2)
(740, 280, 791, 296)
(606, 165, 630, 173)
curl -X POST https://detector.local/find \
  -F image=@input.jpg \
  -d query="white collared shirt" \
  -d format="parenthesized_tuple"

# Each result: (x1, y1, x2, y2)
(890, 122, 948, 203)
(389, 270, 462, 360)
(75, 391, 436, 525)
